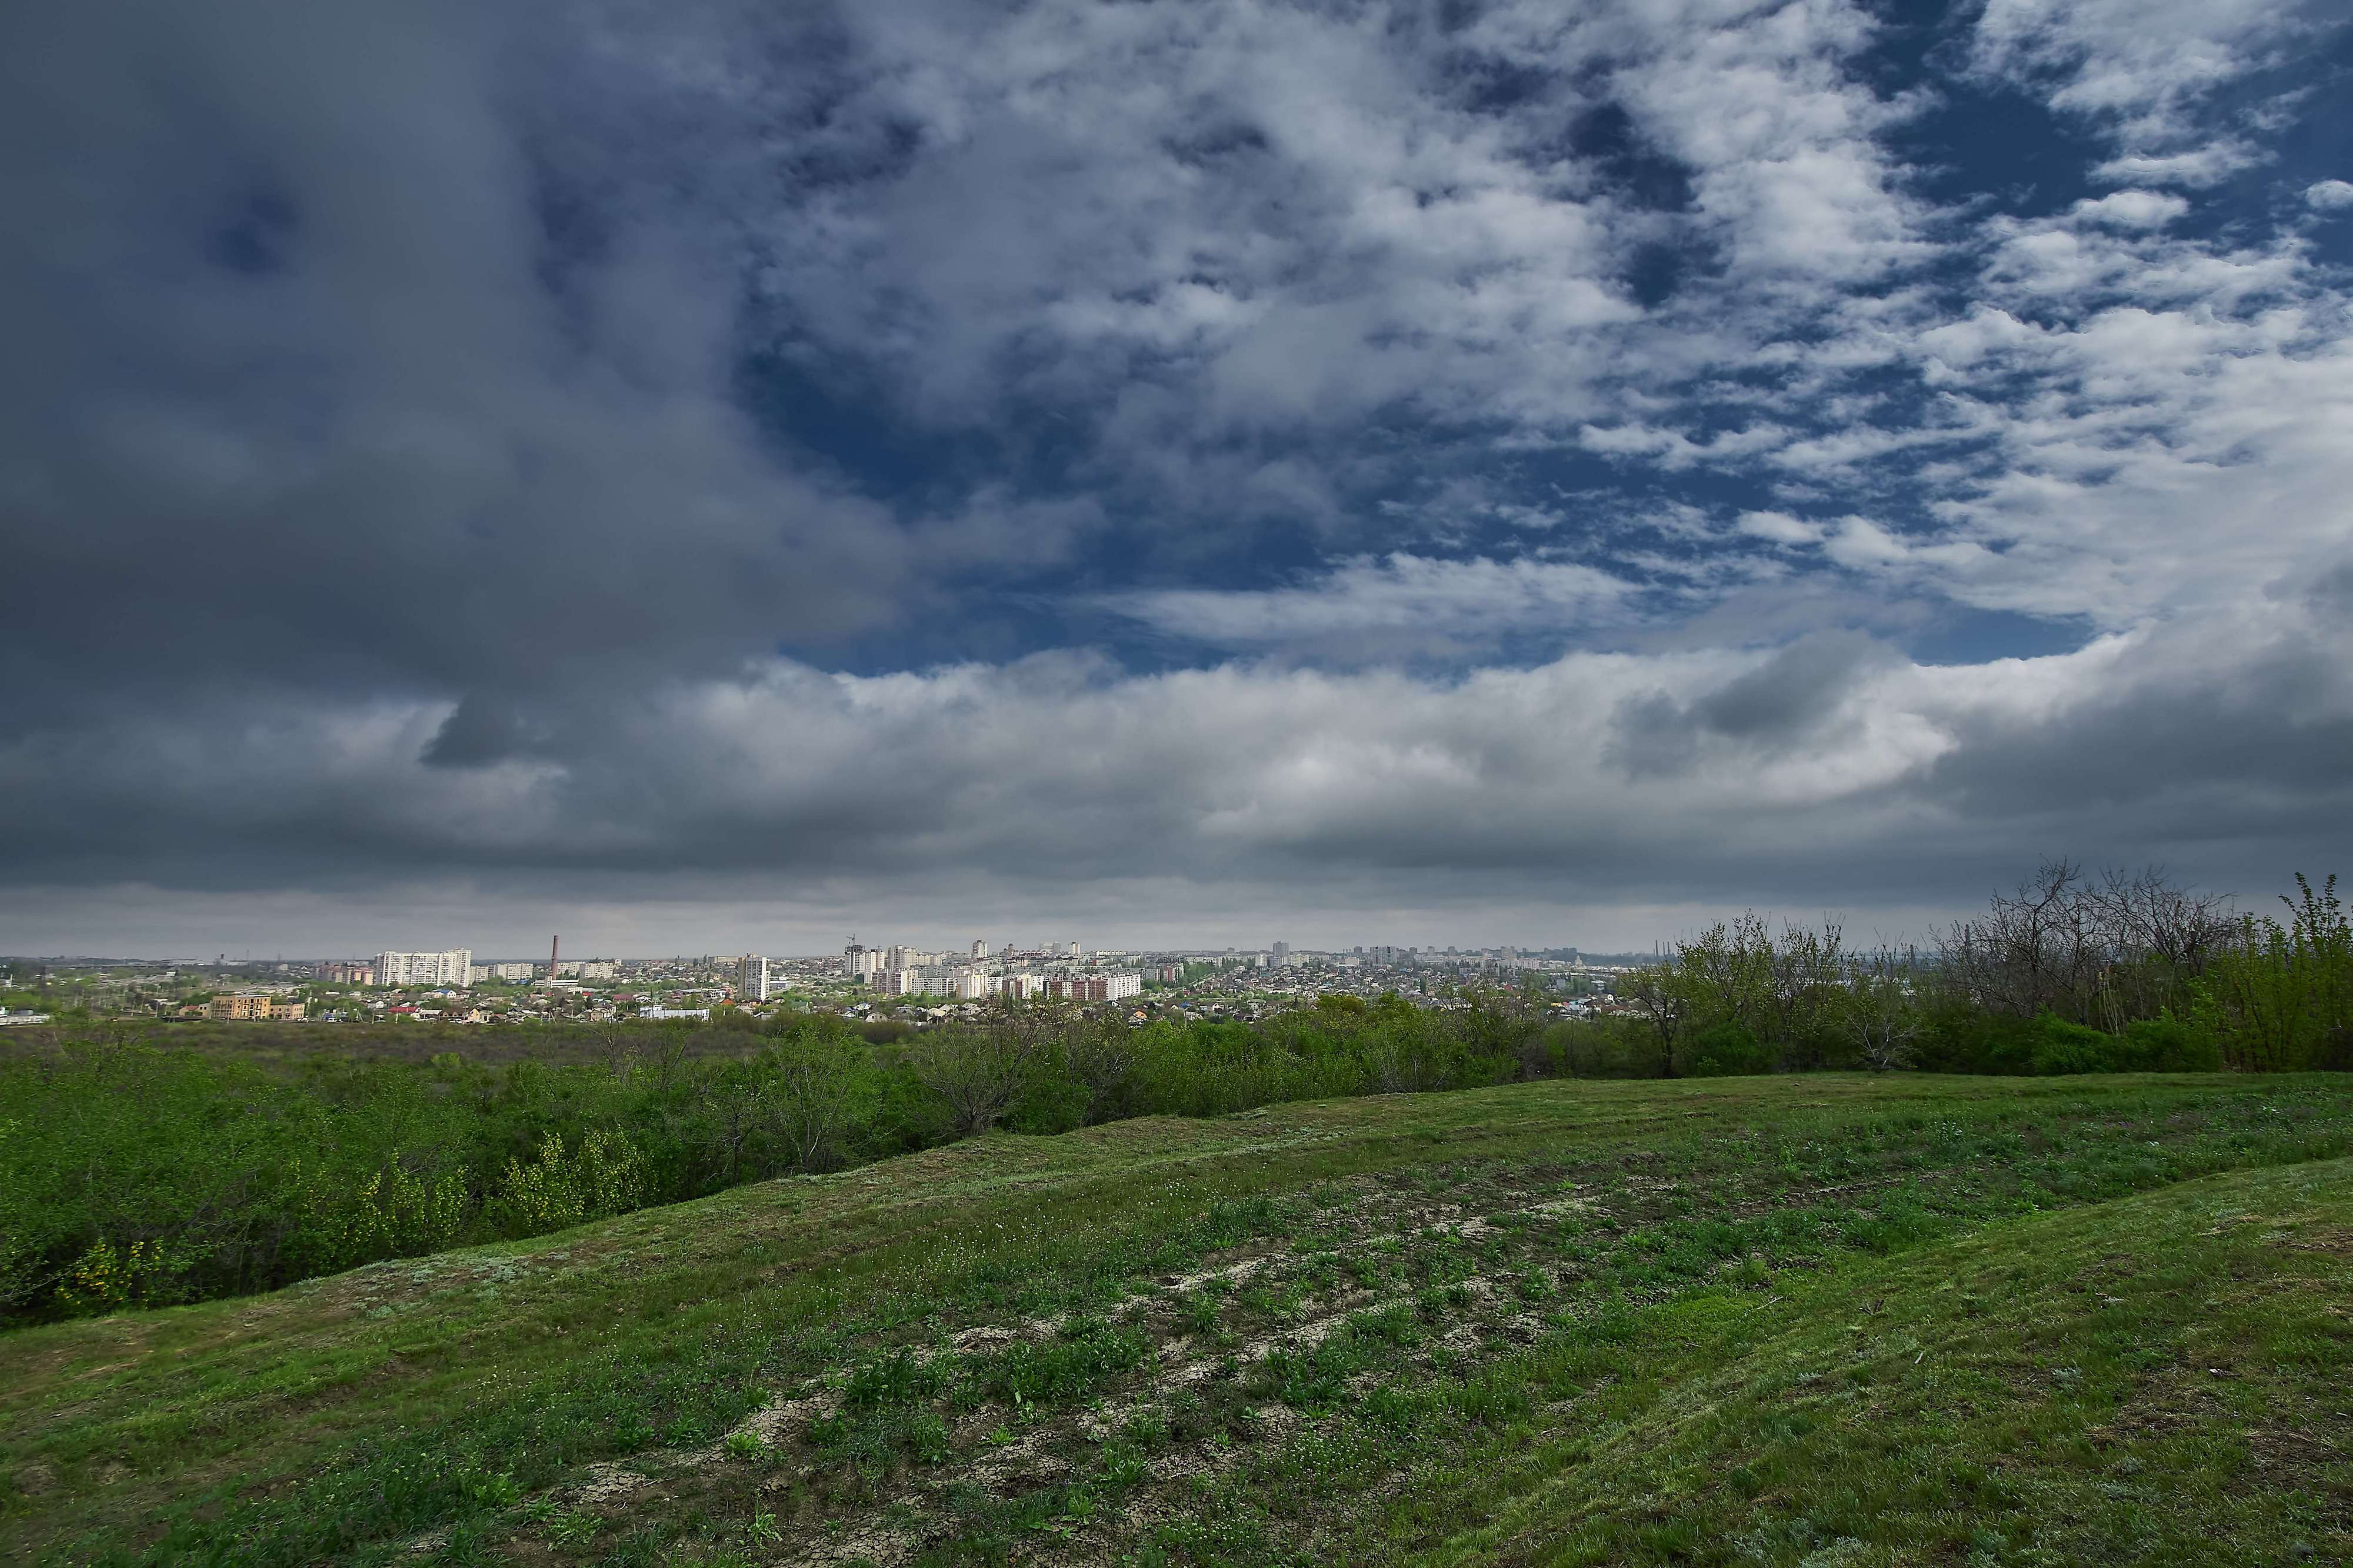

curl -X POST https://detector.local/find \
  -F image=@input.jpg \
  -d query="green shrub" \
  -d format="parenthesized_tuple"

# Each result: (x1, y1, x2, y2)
(2118, 1014, 2224, 1072)
(1685, 1022, 1774, 1077)
(488, 1130, 648, 1237)
(1914, 1009, 2039, 1076)
(1004, 1075, 1092, 1135)
(2029, 1015, 2124, 1076)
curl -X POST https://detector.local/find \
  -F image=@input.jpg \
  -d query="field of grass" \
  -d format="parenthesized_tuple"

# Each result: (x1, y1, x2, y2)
(4, 1072, 2350, 1566)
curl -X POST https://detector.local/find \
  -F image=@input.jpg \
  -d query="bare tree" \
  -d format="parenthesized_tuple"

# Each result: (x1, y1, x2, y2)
(1839, 945, 1922, 1071)
(1941, 859, 2089, 1020)
(1941, 859, 2237, 1028)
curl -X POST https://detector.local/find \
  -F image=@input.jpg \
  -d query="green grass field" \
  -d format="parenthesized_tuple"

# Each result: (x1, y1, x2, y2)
(5, 1073, 2351, 1566)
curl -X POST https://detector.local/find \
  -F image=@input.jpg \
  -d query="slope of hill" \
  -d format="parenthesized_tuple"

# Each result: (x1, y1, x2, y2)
(4, 1074, 2350, 1565)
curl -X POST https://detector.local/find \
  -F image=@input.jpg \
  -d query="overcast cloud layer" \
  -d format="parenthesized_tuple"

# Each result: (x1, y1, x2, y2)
(4, 0, 2351, 955)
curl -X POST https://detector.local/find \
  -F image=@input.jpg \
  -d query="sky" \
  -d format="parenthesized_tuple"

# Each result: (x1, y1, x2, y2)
(3, 0, 2351, 959)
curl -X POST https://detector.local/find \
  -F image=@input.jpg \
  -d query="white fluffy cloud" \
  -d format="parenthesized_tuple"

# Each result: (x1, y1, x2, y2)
(1108, 554, 1638, 656)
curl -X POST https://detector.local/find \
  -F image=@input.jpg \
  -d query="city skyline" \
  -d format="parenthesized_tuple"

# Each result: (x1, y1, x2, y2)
(0, 898, 1951, 968)
(3, 935, 1637, 967)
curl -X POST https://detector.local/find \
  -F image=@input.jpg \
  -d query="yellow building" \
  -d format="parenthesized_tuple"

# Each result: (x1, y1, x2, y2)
(207, 995, 304, 1020)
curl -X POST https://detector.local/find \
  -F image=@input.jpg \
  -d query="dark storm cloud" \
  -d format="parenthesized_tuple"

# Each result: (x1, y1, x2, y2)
(1921, 634, 2353, 828)
(5, 608, 2346, 915)
(1605, 633, 1896, 778)
(0, 0, 905, 739)
(2, 0, 2351, 950)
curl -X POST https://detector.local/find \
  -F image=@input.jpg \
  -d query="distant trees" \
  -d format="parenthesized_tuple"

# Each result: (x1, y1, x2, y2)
(1577, 863, 2344, 1079)
(1667, 914, 1852, 1073)
(1935, 860, 2235, 1032)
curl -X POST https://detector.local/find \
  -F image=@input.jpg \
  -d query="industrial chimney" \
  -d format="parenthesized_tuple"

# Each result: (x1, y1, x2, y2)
(549, 934, 559, 979)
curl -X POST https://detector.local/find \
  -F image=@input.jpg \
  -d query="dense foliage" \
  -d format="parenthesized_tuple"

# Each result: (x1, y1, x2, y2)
(2, 865, 2344, 1327)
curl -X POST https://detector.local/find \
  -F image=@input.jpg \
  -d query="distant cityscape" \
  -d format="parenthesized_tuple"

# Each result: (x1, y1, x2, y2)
(0, 935, 1660, 1029)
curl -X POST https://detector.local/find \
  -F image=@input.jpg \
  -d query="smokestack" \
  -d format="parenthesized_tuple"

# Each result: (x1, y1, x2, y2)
(550, 934, 559, 978)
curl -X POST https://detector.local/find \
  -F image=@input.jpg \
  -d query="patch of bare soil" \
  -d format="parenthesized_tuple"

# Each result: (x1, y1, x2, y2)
(472, 1164, 1683, 1563)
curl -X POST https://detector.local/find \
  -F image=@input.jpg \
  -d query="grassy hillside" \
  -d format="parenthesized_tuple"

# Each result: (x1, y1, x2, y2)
(3, 1073, 2349, 1565)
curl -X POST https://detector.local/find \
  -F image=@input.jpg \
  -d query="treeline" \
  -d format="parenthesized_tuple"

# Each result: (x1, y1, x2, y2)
(1610, 864, 2351, 1079)
(1, 865, 2343, 1326)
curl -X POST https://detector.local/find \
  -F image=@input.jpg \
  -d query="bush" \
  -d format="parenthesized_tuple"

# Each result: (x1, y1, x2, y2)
(487, 1130, 648, 1237)
(1685, 1022, 1774, 1077)
(1914, 1009, 2038, 1076)
(1005, 1075, 1092, 1135)
(2028, 1015, 2123, 1076)
(2117, 1015, 2224, 1072)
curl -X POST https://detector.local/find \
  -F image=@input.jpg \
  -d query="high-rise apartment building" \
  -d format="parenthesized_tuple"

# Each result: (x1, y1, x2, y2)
(374, 950, 473, 987)
(971, 939, 988, 959)
(1272, 941, 1291, 959)
(738, 955, 770, 1002)
(1045, 973, 1141, 1003)
(471, 961, 537, 982)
